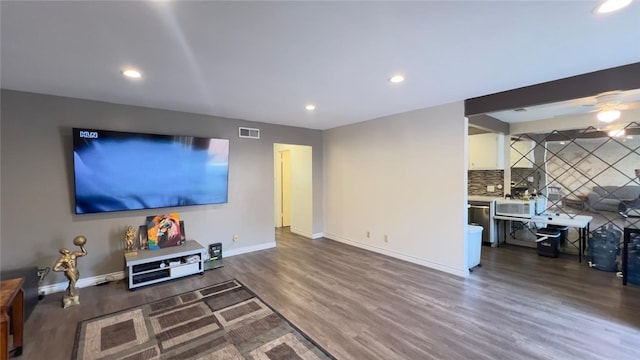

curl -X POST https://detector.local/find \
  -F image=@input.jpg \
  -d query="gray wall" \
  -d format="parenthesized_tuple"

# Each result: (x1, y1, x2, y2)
(323, 102, 469, 276)
(0, 90, 323, 285)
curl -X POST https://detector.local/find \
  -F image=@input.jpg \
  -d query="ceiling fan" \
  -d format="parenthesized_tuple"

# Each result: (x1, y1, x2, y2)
(580, 90, 640, 123)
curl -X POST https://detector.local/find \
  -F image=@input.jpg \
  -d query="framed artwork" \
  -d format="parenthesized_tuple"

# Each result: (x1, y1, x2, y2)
(146, 213, 183, 250)
(138, 225, 148, 249)
(179, 220, 186, 243)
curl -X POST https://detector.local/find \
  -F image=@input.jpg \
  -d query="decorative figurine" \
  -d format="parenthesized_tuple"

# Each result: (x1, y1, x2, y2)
(125, 225, 137, 255)
(52, 235, 88, 308)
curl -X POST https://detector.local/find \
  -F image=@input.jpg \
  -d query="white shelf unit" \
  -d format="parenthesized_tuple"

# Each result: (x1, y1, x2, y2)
(125, 240, 205, 290)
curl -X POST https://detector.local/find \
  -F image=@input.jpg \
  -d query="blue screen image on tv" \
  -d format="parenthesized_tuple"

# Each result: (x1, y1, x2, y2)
(73, 128, 229, 214)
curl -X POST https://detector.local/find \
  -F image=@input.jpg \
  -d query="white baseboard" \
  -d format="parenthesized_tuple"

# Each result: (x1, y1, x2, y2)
(323, 233, 468, 278)
(290, 229, 325, 240)
(224, 241, 277, 257)
(41, 270, 126, 295)
(290, 227, 312, 239)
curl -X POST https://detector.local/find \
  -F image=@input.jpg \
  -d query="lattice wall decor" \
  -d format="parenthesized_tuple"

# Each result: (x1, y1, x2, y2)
(511, 122, 640, 235)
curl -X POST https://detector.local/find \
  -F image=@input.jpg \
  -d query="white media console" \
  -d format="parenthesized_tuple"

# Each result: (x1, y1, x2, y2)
(124, 240, 206, 290)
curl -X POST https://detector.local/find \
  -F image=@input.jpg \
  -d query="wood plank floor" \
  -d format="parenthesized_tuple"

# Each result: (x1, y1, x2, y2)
(22, 228, 640, 359)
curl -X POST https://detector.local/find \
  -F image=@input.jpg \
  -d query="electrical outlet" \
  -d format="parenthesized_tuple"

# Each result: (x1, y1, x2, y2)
(366, 231, 370, 238)
(487, 185, 495, 192)
(384, 235, 388, 242)
(233, 234, 238, 241)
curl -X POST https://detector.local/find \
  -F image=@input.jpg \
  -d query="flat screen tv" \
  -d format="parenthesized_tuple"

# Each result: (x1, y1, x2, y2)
(72, 128, 229, 214)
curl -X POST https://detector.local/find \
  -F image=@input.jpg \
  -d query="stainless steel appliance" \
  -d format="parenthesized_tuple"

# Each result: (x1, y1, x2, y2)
(469, 201, 492, 244)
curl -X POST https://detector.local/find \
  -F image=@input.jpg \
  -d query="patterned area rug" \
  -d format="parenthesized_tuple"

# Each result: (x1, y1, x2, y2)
(73, 279, 335, 359)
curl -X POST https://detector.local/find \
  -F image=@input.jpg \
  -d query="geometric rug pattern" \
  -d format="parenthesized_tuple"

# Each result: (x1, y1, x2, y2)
(73, 279, 335, 360)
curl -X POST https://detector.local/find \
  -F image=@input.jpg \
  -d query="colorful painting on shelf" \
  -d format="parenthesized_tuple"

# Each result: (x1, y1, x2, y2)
(146, 213, 184, 250)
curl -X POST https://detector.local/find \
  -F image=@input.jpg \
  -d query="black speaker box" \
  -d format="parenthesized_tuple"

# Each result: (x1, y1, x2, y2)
(209, 243, 222, 261)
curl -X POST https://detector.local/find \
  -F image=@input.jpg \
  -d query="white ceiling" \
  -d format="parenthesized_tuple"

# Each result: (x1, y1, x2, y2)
(1, 1, 639, 130)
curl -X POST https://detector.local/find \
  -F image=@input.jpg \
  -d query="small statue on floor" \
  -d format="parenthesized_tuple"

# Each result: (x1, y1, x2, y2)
(52, 235, 87, 308)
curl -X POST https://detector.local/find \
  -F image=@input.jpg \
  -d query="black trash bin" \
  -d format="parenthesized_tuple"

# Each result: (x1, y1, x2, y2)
(536, 228, 561, 258)
(546, 224, 569, 246)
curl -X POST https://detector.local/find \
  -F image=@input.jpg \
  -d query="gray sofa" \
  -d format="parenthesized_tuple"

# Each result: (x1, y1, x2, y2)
(587, 185, 640, 212)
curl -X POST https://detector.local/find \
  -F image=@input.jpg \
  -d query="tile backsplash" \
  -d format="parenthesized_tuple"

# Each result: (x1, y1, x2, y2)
(468, 170, 504, 196)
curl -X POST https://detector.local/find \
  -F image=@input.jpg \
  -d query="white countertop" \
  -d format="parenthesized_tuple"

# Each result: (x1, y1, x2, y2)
(494, 213, 592, 228)
(468, 195, 503, 202)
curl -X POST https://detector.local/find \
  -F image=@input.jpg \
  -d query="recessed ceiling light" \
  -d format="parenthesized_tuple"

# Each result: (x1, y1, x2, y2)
(389, 75, 405, 83)
(593, 0, 633, 14)
(121, 68, 142, 79)
(305, 104, 316, 111)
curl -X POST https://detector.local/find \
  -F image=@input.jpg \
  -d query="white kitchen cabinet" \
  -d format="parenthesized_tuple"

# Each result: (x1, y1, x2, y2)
(469, 133, 505, 170)
(510, 139, 535, 168)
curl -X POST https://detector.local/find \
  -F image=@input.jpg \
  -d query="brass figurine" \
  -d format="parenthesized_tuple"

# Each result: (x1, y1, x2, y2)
(125, 226, 137, 255)
(53, 235, 87, 308)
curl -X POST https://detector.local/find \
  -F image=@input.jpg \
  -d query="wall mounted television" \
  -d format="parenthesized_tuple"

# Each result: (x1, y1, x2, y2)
(73, 128, 229, 214)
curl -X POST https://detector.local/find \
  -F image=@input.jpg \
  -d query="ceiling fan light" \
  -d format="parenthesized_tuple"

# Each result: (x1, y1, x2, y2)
(594, 0, 633, 14)
(597, 109, 621, 122)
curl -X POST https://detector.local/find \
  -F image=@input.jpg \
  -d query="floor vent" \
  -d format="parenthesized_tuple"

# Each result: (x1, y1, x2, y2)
(239, 127, 260, 139)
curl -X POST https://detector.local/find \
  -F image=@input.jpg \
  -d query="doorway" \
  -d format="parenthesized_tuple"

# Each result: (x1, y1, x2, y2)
(274, 144, 313, 237)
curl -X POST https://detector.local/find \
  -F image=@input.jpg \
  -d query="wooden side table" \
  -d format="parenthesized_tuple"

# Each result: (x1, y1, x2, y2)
(1, 277, 24, 359)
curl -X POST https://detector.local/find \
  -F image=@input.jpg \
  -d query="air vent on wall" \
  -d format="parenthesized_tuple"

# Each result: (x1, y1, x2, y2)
(239, 127, 260, 139)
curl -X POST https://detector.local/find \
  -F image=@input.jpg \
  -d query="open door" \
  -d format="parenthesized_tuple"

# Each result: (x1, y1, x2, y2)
(280, 150, 291, 227)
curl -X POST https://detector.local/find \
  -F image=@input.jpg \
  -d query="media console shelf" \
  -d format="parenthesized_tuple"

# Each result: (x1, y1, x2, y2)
(125, 240, 205, 290)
